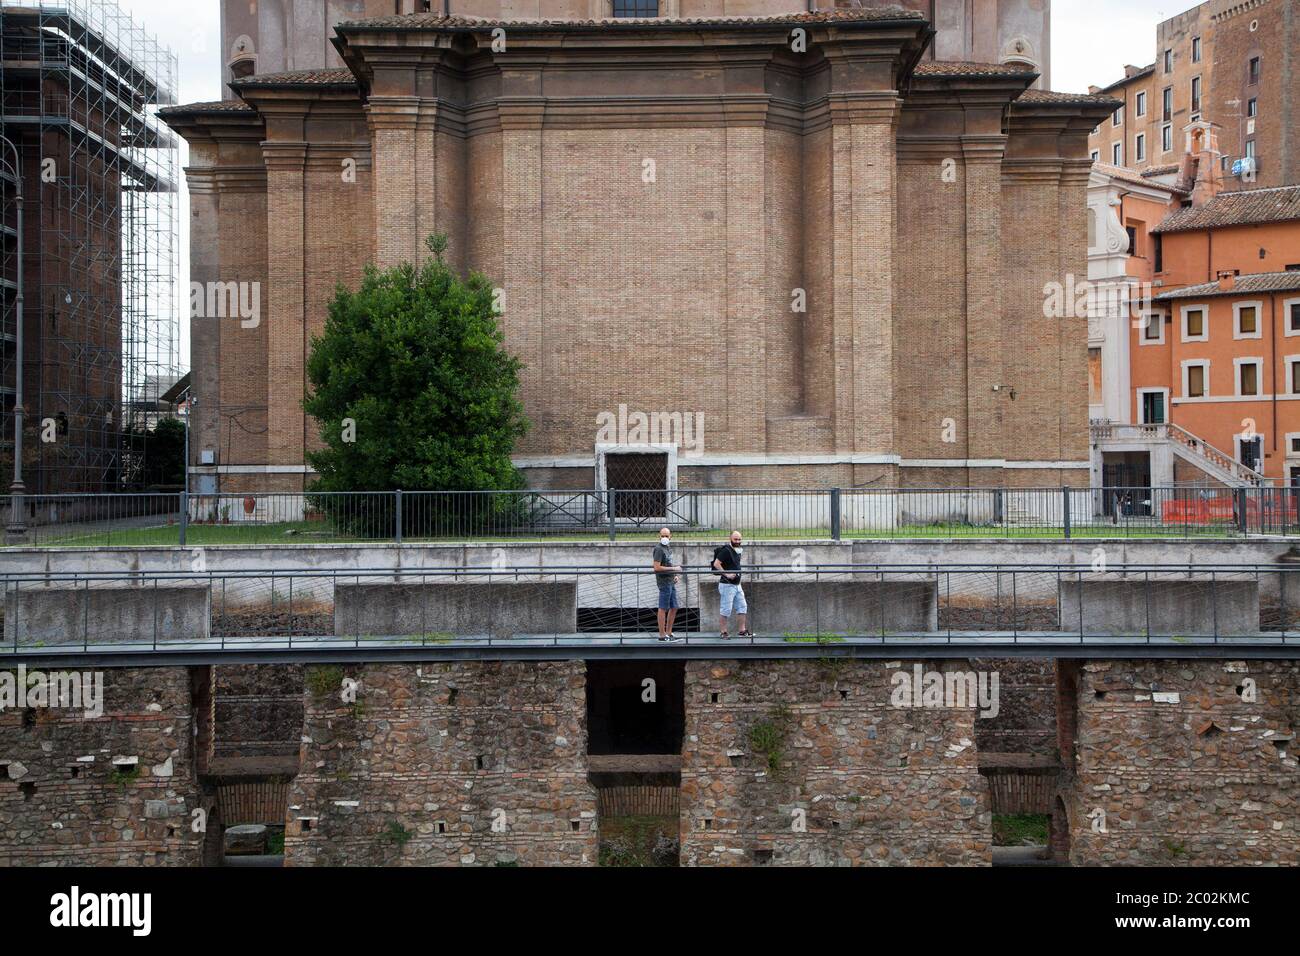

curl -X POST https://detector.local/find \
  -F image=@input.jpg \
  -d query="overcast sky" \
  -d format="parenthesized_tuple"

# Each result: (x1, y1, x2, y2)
(112, 0, 1179, 368)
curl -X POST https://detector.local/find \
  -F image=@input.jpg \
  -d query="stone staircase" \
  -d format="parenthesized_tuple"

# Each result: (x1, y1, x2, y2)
(1089, 420, 1269, 488)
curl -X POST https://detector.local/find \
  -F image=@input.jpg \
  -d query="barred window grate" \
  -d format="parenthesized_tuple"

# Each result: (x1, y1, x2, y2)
(612, 0, 659, 17)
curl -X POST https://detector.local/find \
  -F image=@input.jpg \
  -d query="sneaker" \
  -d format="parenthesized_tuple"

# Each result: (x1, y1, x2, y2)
(668, 633, 683, 643)
(738, 630, 752, 638)
(720, 631, 730, 640)
(657, 635, 669, 643)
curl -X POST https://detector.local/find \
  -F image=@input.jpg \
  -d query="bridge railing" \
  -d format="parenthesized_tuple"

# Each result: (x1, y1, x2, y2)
(2, 562, 1297, 654)
(4, 485, 1298, 547)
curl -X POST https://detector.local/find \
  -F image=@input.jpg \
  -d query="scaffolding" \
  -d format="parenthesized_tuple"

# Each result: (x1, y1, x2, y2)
(0, 0, 179, 493)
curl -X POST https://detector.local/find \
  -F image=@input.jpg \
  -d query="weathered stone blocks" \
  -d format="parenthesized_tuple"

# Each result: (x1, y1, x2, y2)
(1058, 577, 1261, 636)
(333, 581, 577, 637)
(679, 660, 992, 866)
(284, 661, 598, 866)
(3, 582, 211, 646)
(1061, 659, 1300, 865)
(0, 666, 205, 866)
(698, 578, 939, 634)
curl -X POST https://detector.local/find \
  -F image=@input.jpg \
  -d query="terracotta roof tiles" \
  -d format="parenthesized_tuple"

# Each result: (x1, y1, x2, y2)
(1152, 184, 1300, 234)
(1154, 271, 1300, 300)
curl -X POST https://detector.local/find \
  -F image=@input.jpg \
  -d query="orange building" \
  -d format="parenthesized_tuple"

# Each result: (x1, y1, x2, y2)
(1101, 125, 1300, 487)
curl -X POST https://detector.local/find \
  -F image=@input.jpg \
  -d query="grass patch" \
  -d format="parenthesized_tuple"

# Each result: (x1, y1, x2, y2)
(109, 764, 140, 787)
(266, 829, 285, 855)
(14, 521, 1247, 549)
(993, 813, 1049, 847)
(782, 633, 847, 643)
(598, 815, 678, 867)
(749, 704, 794, 778)
(306, 665, 344, 701)
(379, 821, 412, 850)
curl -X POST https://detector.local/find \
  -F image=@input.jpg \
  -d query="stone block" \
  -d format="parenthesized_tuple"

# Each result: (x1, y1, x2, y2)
(1058, 577, 1260, 636)
(333, 580, 577, 637)
(3, 582, 211, 646)
(697, 578, 938, 635)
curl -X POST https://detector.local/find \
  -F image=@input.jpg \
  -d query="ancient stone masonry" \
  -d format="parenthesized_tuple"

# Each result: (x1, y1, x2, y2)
(680, 660, 991, 866)
(285, 662, 598, 866)
(0, 667, 205, 866)
(213, 665, 304, 762)
(1061, 659, 1300, 866)
(971, 658, 1058, 756)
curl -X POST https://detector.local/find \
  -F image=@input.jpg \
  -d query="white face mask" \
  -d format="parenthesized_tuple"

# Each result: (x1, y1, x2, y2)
(660, 537, 671, 547)
(732, 545, 743, 555)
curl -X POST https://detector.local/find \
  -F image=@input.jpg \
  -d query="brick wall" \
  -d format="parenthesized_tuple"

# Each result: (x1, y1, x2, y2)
(212, 665, 304, 760)
(679, 660, 992, 866)
(0, 667, 206, 866)
(165, 24, 1107, 494)
(284, 662, 598, 866)
(1062, 658, 1300, 865)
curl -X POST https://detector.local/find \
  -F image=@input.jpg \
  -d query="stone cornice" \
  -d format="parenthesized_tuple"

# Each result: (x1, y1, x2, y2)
(184, 163, 267, 195)
(261, 142, 308, 172)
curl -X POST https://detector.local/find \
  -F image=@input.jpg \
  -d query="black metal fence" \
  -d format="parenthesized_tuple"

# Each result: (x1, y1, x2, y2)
(2, 486, 1298, 547)
(1, 562, 1297, 653)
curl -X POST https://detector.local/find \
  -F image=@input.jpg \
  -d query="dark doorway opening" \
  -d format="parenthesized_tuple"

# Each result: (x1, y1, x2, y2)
(1101, 451, 1153, 517)
(586, 660, 684, 755)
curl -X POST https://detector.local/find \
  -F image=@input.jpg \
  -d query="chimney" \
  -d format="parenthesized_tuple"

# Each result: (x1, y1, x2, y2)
(1217, 271, 1236, 292)
(1182, 122, 1224, 206)
(1088, 84, 1101, 94)
(1124, 65, 1142, 78)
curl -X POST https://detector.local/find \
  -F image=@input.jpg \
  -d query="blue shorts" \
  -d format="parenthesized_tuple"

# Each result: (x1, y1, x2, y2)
(658, 583, 680, 610)
(719, 582, 747, 616)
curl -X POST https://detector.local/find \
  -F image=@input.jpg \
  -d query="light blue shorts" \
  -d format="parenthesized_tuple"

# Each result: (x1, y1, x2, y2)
(719, 582, 747, 616)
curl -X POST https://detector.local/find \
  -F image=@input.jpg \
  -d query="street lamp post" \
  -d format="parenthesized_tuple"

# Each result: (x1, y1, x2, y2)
(0, 134, 26, 542)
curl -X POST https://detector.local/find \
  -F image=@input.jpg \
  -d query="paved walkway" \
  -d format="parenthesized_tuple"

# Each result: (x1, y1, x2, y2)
(5, 630, 1298, 665)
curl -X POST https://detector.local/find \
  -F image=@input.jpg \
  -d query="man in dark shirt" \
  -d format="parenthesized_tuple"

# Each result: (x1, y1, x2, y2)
(712, 530, 748, 638)
(652, 527, 682, 643)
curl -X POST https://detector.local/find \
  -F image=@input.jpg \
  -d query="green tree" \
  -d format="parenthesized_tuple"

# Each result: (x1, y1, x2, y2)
(121, 417, 186, 489)
(303, 235, 529, 534)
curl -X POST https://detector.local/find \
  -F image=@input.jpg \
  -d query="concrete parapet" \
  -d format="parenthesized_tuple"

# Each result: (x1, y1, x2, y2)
(3, 582, 211, 646)
(698, 577, 938, 635)
(333, 580, 578, 637)
(1058, 575, 1260, 636)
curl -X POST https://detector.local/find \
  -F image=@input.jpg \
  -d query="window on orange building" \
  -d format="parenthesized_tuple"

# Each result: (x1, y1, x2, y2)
(1239, 362, 1259, 396)
(1292, 360, 1300, 395)
(1143, 313, 1163, 342)
(1184, 307, 1206, 339)
(1291, 301, 1300, 333)
(1236, 304, 1260, 337)
(1187, 364, 1207, 398)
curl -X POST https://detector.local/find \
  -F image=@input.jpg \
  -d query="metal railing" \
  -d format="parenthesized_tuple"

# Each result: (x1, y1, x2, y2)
(2, 562, 1297, 655)
(3, 486, 1300, 547)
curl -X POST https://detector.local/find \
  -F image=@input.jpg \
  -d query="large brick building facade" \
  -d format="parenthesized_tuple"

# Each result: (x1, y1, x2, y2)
(163, 5, 1114, 493)
(1087, 0, 1298, 192)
